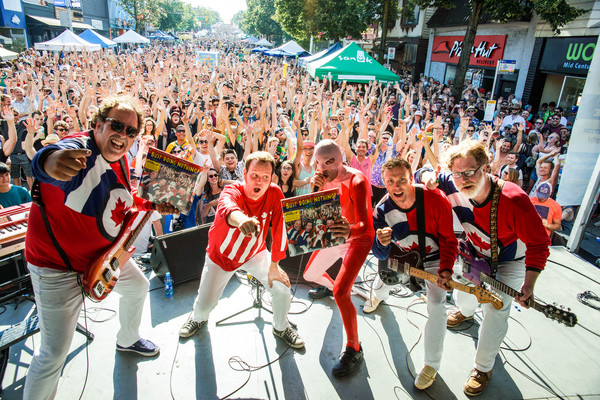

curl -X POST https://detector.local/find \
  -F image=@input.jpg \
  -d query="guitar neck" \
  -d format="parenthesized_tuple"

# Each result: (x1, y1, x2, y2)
(123, 211, 153, 250)
(480, 273, 540, 311)
(409, 267, 474, 294)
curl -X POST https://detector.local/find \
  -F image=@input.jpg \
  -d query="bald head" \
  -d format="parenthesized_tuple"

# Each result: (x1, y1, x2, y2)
(315, 139, 342, 159)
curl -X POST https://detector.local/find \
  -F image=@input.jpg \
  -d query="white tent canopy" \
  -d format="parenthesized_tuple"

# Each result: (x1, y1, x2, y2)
(0, 47, 18, 60)
(255, 38, 273, 47)
(34, 29, 101, 52)
(113, 29, 150, 44)
(276, 40, 307, 55)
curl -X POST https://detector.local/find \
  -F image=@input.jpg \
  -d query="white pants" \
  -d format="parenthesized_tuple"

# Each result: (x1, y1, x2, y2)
(371, 261, 448, 371)
(23, 260, 149, 400)
(453, 260, 525, 373)
(191, 250, 291, 332)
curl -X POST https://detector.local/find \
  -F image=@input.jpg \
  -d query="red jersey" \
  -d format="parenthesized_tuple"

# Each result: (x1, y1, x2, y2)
(207, 182, 287, 271)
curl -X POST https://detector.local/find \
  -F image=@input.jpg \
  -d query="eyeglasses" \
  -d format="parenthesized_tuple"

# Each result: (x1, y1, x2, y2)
(535, 121, 543, 124)
(177, 130, 185, 133)
(452, 165, 481, 179)
(55, 128, 66, 132)
(105, 118, 139, 138)
(198, 140, 208, 144)
(208, 174, 217, 178)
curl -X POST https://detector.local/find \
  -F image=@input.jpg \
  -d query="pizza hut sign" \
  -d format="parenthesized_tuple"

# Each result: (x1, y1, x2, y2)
(431, 35, 507, 67)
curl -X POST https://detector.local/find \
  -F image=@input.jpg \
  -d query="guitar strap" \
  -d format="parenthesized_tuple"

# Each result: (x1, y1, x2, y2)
(408, 186, 426, 292)
(31, 179, 76, 274)
(489, 178, 504, 278)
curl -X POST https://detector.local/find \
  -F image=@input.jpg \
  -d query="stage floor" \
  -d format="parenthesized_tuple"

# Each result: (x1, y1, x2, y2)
(1, 246, 599, 400)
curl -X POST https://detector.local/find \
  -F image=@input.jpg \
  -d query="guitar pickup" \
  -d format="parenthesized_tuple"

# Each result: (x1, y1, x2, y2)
(109, 257, 119, 271)
(102, 268, 113, 283)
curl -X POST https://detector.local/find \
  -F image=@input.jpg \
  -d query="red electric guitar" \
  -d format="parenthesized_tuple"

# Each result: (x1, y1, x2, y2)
(458, 240, 578, 327)
(83, 210, 152, 301)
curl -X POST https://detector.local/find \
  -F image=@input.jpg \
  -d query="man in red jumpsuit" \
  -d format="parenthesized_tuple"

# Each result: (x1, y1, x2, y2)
(304, 139, 375, 376)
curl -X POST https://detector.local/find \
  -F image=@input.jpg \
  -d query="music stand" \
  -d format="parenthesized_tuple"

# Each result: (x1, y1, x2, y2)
(216, 273, 273, 326)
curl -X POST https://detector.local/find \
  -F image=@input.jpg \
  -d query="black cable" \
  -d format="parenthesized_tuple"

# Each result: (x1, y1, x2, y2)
(546, 259, 600, 286)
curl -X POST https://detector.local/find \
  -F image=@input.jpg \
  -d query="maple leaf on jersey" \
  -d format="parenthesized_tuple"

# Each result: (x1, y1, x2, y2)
(110, 198, 128, 227)
(467, 231, 491, 251)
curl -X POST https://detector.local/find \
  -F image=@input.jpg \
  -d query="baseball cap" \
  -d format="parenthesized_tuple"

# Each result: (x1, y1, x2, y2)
(303, 140, 315, 148)
(415, 110, 423, 116)
(536, 182, 552, 200)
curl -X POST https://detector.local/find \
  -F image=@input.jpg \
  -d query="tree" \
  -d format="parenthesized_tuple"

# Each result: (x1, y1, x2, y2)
(232, 9, 247, 28)
(195, 6, 222, 28)
(274, 0, 395, 43)
(407, 0, 588, 99)
(245, 0, 285, 44)
(117, 0, 163, 32)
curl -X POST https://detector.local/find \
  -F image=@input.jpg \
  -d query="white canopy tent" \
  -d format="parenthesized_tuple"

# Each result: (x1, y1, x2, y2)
(0, 48, 18, 60)
(113, 29, 150, 44)
(34, 29, 101, 52)
(255, 38, 273, 47)
(276, 40, 307, 55)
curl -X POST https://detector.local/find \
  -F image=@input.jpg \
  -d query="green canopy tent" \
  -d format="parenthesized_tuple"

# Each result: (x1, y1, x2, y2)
(306, 42, 399, 83)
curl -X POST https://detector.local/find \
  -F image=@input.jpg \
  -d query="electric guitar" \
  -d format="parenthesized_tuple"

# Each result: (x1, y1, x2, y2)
(83, 210, 152, 301)
(458, 240, 578, 327)
(382, 243, 504, 310)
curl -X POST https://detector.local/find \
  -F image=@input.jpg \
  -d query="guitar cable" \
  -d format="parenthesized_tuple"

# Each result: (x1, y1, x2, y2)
(167, 257, 308, 400)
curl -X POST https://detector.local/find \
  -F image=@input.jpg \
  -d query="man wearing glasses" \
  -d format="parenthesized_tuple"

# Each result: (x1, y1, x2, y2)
(418, 140, 549, 396)
(24, 96, 175, 400)
(542, 113, 565, 135)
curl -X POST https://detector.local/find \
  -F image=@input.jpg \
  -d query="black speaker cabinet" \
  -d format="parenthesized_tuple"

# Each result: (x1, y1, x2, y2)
(150, 224, 211, 284)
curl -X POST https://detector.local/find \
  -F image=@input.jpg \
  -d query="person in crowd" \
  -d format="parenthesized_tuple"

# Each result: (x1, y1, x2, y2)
(530, 181, 562, 237)
(0, 161, 31, 207)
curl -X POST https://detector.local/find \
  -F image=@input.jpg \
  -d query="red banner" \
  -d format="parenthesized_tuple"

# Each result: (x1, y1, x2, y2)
(431, 35, 507, 68)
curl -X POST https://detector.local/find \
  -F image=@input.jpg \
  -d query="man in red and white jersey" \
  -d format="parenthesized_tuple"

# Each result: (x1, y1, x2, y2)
(178, 151, 304, 349)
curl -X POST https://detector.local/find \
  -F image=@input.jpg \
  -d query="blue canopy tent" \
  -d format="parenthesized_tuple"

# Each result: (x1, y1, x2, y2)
(77, 29, 117, 48)
(148, 30, 173, 40)
(251, 46, 269, 54)
(299, 42, 342, 66)
(264, 49, 296, 58)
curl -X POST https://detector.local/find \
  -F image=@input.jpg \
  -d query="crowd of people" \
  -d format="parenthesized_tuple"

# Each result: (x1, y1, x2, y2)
(0, 35, 577, 398)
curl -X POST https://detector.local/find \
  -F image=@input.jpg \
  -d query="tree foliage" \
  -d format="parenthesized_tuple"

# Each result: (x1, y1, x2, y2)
(406, 0, 588, 98)
(117, 0, 164, 31)
(244, 0, 285, 44)
(274, 0, 397, 42)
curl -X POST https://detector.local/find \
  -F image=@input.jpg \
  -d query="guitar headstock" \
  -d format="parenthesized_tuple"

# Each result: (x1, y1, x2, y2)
(541, 303, 577, 327)
(471, 286, 504, 310)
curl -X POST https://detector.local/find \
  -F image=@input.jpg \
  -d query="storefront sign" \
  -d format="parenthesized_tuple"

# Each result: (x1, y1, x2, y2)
(431, 35, 506, 67)
(539, 36, 596, 76)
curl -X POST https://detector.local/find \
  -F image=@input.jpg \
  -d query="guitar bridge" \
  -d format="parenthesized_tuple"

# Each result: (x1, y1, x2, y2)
(93, 281, 105, 298)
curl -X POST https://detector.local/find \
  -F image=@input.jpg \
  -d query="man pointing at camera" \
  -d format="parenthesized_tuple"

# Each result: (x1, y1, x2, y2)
(179, 151, 304, 349)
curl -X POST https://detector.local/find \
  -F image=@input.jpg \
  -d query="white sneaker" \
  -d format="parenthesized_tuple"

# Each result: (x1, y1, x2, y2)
(363, 293, 382, 313)
(415, 365, 437, 390)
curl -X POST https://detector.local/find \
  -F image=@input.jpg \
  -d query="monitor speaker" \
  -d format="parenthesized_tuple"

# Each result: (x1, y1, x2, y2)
(150, 224, 211, 284)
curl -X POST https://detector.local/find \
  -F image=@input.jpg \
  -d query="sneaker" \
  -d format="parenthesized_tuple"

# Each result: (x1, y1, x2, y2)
(179, 317, 206, 338)
(308, 286, 333, 299)
(273, 326, 305, 349)
(116, 338, 159, 356)
(464, 368, 492, 396)
(415, 365, 437, 390)
(332, 345, 363, 377)
(363, 293, 382, 313)
(447, 310, 474, 328)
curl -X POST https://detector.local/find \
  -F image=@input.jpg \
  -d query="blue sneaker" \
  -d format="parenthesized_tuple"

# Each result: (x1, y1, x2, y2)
(116, 338, 159, 356)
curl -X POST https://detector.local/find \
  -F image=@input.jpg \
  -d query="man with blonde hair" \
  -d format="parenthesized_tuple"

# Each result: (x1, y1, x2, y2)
(418, 139, 550, 396)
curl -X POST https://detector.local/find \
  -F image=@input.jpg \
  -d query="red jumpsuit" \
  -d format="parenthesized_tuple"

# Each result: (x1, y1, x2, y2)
(303, 167, 375, 351)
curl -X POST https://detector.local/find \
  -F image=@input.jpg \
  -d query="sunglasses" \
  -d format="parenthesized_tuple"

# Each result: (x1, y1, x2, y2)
(198, 140, 208, 144)
(208, 174, 217, 178)
(55, 128, 66, 132)
(105, 118, 139, 138)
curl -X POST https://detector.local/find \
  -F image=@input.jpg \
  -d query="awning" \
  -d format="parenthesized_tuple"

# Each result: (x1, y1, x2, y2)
(27, 15, 94, 30)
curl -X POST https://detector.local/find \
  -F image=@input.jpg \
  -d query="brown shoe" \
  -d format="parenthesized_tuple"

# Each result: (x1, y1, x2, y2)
(464, 368, 492, 396)
(447, 310, 474, 328)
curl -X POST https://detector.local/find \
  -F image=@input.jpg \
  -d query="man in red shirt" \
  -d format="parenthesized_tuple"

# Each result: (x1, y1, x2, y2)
(179, 152, 304, 349)
(304, 139, 375, 377)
